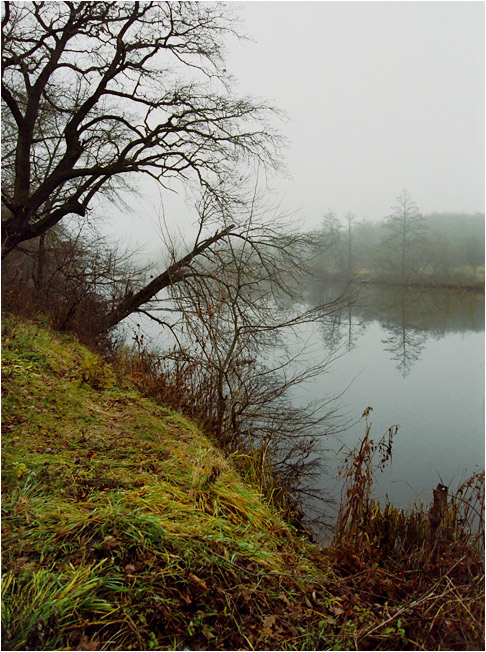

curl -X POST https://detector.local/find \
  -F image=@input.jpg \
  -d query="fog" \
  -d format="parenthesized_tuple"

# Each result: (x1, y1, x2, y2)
(101, 1, 484, 258)
(227, 1, 485, 224)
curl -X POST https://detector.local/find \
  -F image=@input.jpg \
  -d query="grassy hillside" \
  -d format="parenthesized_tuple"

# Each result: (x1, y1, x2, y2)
(1, 316, 335, 650)
(2, 316, 484, 650)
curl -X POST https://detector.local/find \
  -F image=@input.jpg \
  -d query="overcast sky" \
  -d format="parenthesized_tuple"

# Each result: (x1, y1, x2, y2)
(105, 1, 484, 257)
(225, 0, 485, 225)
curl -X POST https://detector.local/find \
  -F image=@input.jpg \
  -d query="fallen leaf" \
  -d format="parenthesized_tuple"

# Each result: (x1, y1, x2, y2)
(279, 592, 292, 608)
(202, 625, 215, 639)
(77, 635, 99, 650)
(261, 614, 278, 637)
(189, 573, 208, 591)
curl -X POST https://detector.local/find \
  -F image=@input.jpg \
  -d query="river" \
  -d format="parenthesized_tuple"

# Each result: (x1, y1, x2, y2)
(297, 282, 485, 535)
(126, 279, 484, 537)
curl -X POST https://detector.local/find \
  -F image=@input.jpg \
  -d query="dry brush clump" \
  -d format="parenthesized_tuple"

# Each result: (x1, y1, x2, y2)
(325, 414, 485, 650)
(1, 223, 147, 350)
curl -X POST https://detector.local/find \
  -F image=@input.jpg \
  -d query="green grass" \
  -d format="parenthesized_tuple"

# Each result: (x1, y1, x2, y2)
(349, 265, 485, 289)
(2, 314, 483, 650)
(1, 315, 335, 650)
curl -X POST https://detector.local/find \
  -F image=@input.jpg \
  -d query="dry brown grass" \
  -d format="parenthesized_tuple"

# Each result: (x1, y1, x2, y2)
(326, 419, 485, 650)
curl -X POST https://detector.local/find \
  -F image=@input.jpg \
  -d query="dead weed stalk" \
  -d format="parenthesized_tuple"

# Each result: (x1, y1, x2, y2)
(328, 410, 485, 650)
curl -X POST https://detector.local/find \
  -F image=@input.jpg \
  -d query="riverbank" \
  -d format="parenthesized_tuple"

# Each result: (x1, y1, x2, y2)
(2, 315, 484, 650)
(316, 266, 485, 292)
(359, 277, 485, 292)
(316, 271, 485, 293)
(371, 268, 483, 291)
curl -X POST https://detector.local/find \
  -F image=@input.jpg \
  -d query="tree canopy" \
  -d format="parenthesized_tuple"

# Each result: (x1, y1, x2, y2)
(1, 1, 280, 258)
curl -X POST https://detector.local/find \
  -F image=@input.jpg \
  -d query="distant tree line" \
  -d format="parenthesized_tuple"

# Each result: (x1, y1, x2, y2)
(316, 189, 484, 286)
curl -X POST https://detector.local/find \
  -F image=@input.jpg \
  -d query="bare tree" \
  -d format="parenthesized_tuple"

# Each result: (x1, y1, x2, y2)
(320, 211, 344, 275)
(130, 185, 349, 353)
(1, 1, 280, 258)
(1, 0, 351, 333)
(143, 190, 347, 514)
(1, 1, 354, 532)
(345, 211, 355, 279)
(381, 188, 428, 283)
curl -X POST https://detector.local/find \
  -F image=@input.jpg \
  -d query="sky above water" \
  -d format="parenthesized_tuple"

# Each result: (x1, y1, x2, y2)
(226, 1, 485, 224)
(102, 1, 485, 258)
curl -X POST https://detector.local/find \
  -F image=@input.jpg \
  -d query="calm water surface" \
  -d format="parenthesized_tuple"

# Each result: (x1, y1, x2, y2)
(131, 281, 484, 533)
(298, 284, 484, 528)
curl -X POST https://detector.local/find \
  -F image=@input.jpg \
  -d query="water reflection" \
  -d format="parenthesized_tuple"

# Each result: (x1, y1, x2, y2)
(299, 281, 484, 536)
(312, 282, 484, 376)
(319, 303, 367, 353)
(379, 292, 429, 377)
(382, 325, 428, 377)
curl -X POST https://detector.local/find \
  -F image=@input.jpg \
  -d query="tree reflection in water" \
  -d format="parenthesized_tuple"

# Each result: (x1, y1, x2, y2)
(313, 281, 484, 376)
(378, 288, 429, 377)
(382, 323, 428, 377)
(319, 301, 367, 354)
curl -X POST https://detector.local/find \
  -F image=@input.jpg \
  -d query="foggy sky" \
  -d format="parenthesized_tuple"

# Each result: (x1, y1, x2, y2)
(102, 1, 485, 257)
(226, 1, 485, 225)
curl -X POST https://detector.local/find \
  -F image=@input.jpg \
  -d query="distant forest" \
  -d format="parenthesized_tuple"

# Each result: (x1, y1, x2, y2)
(313, 200, 484, 287)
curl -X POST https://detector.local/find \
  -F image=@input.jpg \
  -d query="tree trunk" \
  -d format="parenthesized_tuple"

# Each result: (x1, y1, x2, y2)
(34, 233, 46, 291)
(102, 224, 235, 331)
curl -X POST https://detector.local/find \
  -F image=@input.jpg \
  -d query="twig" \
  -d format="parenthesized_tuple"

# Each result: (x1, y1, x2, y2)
(358, 556, 468, 642)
